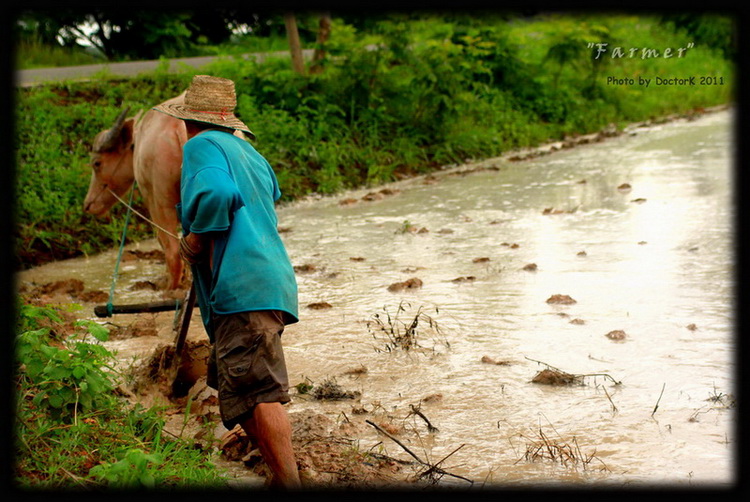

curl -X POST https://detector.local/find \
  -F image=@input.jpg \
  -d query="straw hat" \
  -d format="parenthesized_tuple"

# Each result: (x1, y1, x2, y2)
(153, 75, 255, 139)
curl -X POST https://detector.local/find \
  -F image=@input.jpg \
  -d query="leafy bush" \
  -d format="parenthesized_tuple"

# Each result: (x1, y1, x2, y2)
(16, 308, 115, 420)
(14, 303, 227, 488)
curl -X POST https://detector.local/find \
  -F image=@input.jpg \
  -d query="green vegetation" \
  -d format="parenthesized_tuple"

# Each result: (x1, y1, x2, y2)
(13, 302, 229, 488)
(16, 35, 105, 69)
(14, 13, 734, 270)
(14, 10, 309, 67)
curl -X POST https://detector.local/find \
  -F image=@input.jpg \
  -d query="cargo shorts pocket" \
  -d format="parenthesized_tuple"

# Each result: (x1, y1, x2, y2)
(218, 332, 268, 394)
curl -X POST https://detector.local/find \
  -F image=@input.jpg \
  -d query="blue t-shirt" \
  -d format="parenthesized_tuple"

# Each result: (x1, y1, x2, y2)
(178, 130, 298, 339)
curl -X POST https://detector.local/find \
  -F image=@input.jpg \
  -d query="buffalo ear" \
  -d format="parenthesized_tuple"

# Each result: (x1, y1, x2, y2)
(121, 118, 136, 149)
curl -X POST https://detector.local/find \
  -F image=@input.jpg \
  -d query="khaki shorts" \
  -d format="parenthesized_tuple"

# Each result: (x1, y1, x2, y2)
(207, 310, 291, 430)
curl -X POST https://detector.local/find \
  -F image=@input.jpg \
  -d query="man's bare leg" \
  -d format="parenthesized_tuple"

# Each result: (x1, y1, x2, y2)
(242, 402, 301, 489)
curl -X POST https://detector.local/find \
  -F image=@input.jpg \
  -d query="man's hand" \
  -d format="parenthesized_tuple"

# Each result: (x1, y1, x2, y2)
(179, 232, 208, 265)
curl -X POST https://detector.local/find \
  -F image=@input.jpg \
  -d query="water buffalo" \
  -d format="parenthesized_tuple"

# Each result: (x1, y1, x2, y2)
(84, 93, 188, 290)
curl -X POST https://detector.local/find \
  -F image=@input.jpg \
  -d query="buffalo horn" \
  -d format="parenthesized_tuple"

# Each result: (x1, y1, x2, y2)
(97, 106, 131, 152)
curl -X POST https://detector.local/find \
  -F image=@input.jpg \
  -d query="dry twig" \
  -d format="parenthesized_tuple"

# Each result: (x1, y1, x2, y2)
(365, 420, 473, 485)
(652, 383, 666, 416)
(409, 404, 439, 433)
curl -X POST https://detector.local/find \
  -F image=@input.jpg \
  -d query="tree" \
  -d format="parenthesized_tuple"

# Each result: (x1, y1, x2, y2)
(310, 13, 332, 74)
(283, 12, 333, 75)
(17, 9, 337, 66)
(16, 9, 243, 61)
(661, 13, 735, 59)
(283, 12, 305, 74)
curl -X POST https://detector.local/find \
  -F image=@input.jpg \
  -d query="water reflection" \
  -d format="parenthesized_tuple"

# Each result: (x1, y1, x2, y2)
(278, 110, 734, 486)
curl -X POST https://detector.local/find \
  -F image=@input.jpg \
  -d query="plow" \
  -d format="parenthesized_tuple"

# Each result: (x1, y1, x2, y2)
(96, 282, 197, 384)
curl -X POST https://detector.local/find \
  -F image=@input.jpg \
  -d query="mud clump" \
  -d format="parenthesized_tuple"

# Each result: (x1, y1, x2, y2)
(77, 290, 109, 303)
(218, 409, 408, 487)
(220, 425, 252, 462)
(605, 330, 627, 341)
(122, 249, 165, 262)
(21, 278, 84, 299)
(338, 198, 358, 206)
(306, 302, 333, 310)
(387, 277, 423, 292)
(361, 188, 401, 202)
(341, 365, 368, 376)
(421, 393, 443, 404)
(531, 369, 582, 386)
(38, 278, 85, 296)
(481, 355, 512, 366)
(542, 207, 567, 215)
(311, 378, 361, 401)
(451, 276, 476, 284)
(130, 280, 159, 291)
(546, 294, 577, 305)
(108, 317, 159, 340)
(19, 278, 111, 306)
(129, 339, 212, 398)
(293, 264, 317, 274)
(290, 410, 407, 487)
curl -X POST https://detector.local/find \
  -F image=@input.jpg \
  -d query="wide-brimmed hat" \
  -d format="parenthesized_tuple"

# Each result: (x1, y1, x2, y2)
(153, 75, 255, 139)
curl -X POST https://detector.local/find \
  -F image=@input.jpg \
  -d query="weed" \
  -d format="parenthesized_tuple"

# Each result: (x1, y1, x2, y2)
(15, 306, 116, 422)
(515, 427, 610, 473)
(366, 302, 450, 354)
(89, 448, 162, 488)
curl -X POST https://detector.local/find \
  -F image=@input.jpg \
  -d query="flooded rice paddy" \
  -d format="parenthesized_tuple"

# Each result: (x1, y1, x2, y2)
(19, 108, 735, 488)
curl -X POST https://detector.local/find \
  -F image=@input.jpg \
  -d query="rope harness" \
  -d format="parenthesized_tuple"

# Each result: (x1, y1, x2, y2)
(103, 182, 181, 319)
(105, 183, 136, 317)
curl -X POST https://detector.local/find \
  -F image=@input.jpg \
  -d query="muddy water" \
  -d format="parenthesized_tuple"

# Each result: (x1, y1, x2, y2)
(19, 109, 735, 487)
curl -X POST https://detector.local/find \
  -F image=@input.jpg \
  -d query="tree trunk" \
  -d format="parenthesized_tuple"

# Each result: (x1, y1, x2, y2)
(283, 12, 305, 75)
(310, 13, 332, 75)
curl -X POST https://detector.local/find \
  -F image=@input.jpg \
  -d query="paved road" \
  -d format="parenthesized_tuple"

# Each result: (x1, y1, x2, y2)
(15, 50, 312, 87)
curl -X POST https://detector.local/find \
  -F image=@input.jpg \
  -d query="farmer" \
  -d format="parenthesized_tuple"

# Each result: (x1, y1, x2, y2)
(154, 75, 301, 489)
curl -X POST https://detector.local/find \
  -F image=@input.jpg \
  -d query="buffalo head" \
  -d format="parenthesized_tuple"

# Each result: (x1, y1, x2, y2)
(83, 107, 139, 216)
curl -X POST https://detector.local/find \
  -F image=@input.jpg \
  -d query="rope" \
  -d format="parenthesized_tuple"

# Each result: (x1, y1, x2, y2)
(107, 187, 179, 240)
(105, 183, 136, 317)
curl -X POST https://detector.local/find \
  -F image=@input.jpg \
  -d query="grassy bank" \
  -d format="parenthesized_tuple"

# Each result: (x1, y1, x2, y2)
(13, 302, 229, 489)
(14, 12, 734, 269)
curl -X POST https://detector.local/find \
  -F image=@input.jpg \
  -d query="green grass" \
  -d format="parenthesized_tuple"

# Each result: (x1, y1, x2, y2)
(15, 36, 106, 69)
